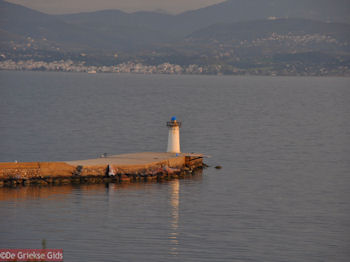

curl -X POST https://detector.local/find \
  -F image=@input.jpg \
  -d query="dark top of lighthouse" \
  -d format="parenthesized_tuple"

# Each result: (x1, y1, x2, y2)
(167, 116, 181, 127)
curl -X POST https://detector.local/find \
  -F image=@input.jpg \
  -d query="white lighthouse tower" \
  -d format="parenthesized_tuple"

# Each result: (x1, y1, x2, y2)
(167, 116, 181, 153)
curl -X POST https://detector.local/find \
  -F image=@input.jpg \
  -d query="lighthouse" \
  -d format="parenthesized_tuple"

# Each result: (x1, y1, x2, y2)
(167, 116, 181, 153)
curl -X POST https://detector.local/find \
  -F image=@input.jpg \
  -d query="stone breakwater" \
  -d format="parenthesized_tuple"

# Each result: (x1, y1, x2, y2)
(0, 152, 203, 187)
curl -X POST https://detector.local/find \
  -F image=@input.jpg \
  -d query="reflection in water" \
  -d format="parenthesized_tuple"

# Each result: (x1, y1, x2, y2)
(169, 180, 180, 256)
(0, 182, 163, 201)
(0, 185, 73, 201)
(0, 170, 203, 202)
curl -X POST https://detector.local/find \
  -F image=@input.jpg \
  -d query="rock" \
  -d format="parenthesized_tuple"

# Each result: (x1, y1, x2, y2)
(215, 165, 222, 169)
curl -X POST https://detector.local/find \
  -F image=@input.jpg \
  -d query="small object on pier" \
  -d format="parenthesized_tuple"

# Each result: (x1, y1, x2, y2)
(215, 165, 222, 169)
(108, 164, 116, 177)
(73, 165, 83, 176)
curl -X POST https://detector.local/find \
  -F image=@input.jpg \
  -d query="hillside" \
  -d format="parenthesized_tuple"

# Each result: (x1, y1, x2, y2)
(0, 0, 174, 51)
(187, 18, 350, 56)
(2, 0, 350, 50)
(58, 0, 350, 37)
(1, 0, 350, 76)
(145, 19, 350, 75)
(58, 10, 178, 38)
(0, 0, 98, 49)
(176, 0, 350, 35)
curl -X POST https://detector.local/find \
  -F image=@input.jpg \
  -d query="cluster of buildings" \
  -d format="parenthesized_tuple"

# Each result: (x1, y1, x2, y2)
(0, 59, 349, 76)
(204, 33, 346, 58)
(247, 33, 341, 47)
(0, 60, 204, 75)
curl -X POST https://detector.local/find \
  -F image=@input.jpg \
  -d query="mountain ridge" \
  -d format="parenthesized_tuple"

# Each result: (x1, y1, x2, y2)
(1, 0, 349, 76)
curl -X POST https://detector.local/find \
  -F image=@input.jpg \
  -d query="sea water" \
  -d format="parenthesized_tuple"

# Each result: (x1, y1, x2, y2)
(0, 71, 349, 261)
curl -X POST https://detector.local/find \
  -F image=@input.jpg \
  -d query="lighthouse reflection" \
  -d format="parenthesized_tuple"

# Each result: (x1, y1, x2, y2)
(169, 179, 180, 255)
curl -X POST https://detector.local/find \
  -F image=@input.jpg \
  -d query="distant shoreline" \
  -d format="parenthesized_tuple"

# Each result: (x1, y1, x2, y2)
(1, 60, 349, 77)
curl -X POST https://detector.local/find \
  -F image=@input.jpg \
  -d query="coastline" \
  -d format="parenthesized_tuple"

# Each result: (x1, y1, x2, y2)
(1, 60, 349, 77)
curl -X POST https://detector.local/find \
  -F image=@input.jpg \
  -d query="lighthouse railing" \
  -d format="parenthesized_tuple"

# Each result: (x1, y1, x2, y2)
(167, 121, 182, 127)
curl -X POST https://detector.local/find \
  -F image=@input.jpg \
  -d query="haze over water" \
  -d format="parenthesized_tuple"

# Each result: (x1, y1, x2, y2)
(0, 71, 349, 261)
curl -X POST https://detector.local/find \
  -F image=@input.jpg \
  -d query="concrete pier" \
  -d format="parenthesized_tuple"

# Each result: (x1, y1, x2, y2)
(0, 152, 203, 187)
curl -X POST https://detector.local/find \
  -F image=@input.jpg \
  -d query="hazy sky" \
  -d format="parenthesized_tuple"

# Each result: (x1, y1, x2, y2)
(6, 0, 227, 14)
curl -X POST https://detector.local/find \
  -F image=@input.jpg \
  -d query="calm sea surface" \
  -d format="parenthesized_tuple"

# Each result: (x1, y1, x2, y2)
(0, 71, 349, 261)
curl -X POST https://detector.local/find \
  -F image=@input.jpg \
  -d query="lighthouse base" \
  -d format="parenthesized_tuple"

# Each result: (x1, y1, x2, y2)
(167, 127, 180, 153)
